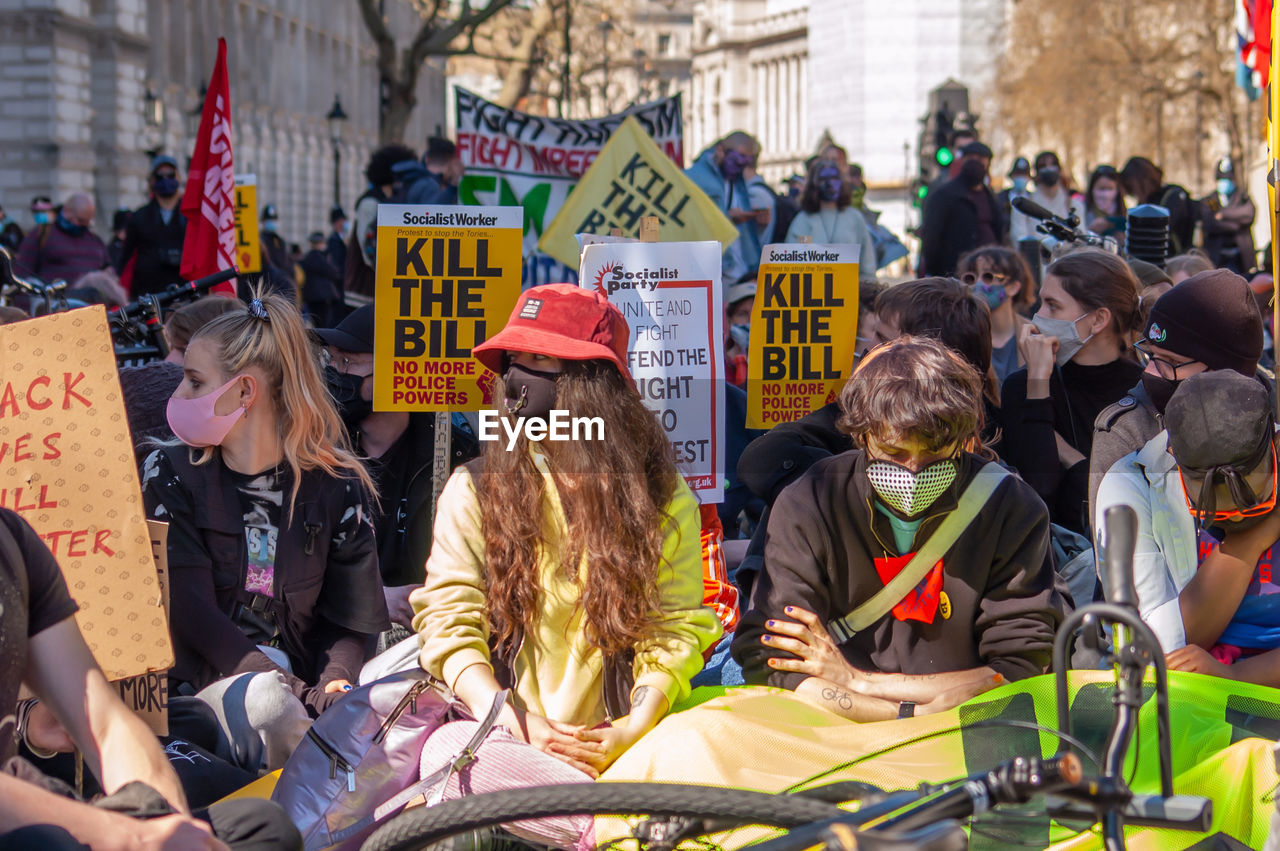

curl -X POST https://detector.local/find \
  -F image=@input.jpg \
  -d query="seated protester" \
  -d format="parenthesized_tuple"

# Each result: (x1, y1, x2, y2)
(1000, 248, 1143, 536)
(313, 305, 479, 627)
(1097, 371, 1280, 680)
(0, 508, 299, 850)
(1089, 270, 1266, 527)
(119, 296, 241, 460)
(739, 276, 997, 506)
(410, 285, 720, 846)
(956, 246, 1036, 382)
(140, 292, 389, 772)
(731, 337, 1067, 720)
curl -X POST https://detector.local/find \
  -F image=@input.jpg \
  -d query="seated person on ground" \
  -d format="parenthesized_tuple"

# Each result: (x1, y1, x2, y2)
(410, 285, 719, 846)
(739, 276, 997, 506)
(0, 508, 299, 850)
(1096, 370, 1280, 683)
(140, 292, 388, 771)
(1089, 269, 1266, 527)
(313, 304, 479, 628)
(732, 336, 1068, 721)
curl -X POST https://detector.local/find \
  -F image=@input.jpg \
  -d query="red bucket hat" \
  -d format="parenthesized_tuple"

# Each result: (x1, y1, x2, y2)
(473, 284, 631, 379)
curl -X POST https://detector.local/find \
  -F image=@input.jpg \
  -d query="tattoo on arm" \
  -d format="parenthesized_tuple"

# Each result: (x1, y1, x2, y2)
(631, 686, 655, 710)
(820, 685, 854, 712)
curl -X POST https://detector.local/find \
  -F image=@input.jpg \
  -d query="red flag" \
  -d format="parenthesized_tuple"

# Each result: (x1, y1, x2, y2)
(180, 38, 237, 295)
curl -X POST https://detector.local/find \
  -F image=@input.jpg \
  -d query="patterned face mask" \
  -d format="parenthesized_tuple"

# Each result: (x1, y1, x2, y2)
(866, 457, 958, 518)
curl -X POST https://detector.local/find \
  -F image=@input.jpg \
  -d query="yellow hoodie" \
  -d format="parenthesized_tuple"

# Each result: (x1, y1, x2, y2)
(410, 453, 721, 727)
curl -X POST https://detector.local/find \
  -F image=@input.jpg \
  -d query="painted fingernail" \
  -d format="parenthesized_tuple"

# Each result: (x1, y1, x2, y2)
(784, 606, 794, 613)
(761, 635, 773, 643)
(766, 620, 776, 628)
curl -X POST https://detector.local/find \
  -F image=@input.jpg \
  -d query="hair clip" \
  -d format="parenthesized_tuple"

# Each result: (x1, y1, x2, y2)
(247, 298, 270, 321)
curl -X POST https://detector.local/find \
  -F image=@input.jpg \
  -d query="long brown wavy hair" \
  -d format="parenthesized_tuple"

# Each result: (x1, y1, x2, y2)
(474, 358, 681, 658)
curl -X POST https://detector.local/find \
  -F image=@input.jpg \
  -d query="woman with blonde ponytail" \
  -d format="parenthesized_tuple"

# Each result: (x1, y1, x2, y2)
(140, 289, 388, 771)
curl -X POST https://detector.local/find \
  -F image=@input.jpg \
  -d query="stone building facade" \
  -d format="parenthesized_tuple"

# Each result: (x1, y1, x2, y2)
(687, 0, 807, 184)
(687, 0, 1008, 241)
(0, 0, 445, 250)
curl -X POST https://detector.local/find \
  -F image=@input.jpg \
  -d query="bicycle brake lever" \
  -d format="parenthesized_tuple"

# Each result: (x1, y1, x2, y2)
(1045, 792, 1212, 832)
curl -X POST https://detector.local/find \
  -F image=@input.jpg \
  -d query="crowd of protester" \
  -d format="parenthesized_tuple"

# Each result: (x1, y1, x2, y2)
(2, 123, 1279, 850)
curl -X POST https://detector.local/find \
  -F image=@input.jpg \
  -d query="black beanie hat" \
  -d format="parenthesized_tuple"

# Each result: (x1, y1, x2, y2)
(1142, 269, 1262, 376)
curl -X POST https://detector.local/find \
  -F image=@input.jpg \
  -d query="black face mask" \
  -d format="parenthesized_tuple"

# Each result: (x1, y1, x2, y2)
(1036, 166, 1061, 187)
(324, 366, 374, 433)
(960, 160, 987, 187)
(1141, 372, 1179, 416)
(502, 363, 559, 423)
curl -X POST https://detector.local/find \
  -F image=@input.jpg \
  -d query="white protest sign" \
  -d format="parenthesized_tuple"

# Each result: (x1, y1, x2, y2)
(579, 241, 724, 503)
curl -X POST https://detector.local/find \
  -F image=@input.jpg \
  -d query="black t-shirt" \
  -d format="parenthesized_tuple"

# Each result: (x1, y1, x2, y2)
(0, 508, 78, 762)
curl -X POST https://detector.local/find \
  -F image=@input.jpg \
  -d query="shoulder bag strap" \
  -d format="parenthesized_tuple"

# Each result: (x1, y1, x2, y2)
(827, 464, 1010, 643)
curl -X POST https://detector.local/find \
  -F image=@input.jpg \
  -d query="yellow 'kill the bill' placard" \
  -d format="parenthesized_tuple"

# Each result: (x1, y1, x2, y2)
(233, 174, 261, 274)
(373, 205, 523, 411)
(746, 243, 860, 429)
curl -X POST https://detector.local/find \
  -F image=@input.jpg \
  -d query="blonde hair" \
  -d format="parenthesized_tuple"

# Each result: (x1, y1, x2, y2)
(187, 287, 374, 511)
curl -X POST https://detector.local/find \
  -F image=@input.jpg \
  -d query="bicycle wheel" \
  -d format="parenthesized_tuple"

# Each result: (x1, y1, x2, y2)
(361, 782, 847, 851)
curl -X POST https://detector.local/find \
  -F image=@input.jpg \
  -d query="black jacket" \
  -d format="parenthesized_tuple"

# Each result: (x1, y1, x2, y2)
(731, 450, 1067, 687)
(141, 445, 389, 695)
(300, 248, 342, 304)
(366, 415, 480, 587)
(117, 199, 185, 296)
(921, 176, 1006, 277)
(1144, 184, 1197, 256)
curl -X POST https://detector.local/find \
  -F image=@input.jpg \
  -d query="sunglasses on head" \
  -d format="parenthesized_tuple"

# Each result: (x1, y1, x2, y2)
(1179, 442, 1278, 525)
(960, 271, 1009, 286)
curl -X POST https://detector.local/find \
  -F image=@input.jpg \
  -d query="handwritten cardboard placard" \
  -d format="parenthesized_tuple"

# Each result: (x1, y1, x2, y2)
(112, 519, 170, 735)
(372, 204, 524, 411)
(0, 308, 172, 680)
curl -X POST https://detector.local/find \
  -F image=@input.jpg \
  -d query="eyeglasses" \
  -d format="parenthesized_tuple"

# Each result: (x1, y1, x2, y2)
(1134, 340, 1200, 381)
(960, 271, 1010, 286)
(1180, 443, 1278, 524)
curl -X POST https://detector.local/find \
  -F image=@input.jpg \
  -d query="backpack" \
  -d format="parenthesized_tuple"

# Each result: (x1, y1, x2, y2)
(271, 668, 507, 851)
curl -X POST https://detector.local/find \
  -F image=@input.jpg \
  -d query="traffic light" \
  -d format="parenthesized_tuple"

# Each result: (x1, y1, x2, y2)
(912, 178, 928, 208)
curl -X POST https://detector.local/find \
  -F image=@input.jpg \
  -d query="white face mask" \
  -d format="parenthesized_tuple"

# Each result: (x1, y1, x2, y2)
(866, 458, 958, 519)
(1031, 311, 1095, 366)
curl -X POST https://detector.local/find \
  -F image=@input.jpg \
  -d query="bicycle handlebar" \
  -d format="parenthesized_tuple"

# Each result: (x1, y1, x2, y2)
(113, 267, 238, 319)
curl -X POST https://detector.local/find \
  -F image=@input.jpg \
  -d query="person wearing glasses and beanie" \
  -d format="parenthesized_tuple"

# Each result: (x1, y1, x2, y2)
(1089, 269, 1267, 527)
(1097, 370, 1280, 684)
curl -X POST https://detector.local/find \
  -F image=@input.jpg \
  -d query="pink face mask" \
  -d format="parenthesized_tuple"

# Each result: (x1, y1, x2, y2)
(166, 375, 247, 448)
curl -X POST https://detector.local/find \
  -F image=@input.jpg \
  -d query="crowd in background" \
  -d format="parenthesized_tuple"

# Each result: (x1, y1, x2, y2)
(1, 121, 1279, 850)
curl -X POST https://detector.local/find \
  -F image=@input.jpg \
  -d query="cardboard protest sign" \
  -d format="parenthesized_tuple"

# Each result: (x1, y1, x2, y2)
(233, 174, 261, 274)
(747, 244, 861, 429)
(113, 519, 170, 735)
(372, 205, 523, 412)
(540, 117, 738, 270)
(580, 240, 725, 502)
(0, 308, 172, 680)
(455, 87, 683, 286)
